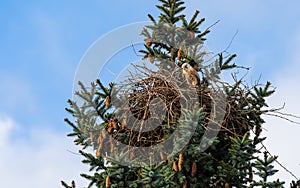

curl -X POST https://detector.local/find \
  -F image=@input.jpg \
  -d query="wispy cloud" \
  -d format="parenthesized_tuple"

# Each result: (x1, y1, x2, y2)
(0, 116, 89, 187)
(263, 28, 300, 183)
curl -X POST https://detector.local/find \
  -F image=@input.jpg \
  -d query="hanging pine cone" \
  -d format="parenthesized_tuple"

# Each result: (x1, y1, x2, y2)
(121, 114, 127, 130)
(105, 95, 110, 107)
(101, 128, 107, 139)
(191, 161, 197, 177)
(177, 49, 183, 59)
(97, 135, 102, 145)
(160, 151, 165, 160)
(145, 38, 152, 47)
(148, 53, 154, 63)
(173, 161, 178, 172)
(224, 182, 229, 188)
(183, 180, 188, 188)
(105, 176, 110, 188)
(178, 154, 183, 171)
(96, 143, 101, 158)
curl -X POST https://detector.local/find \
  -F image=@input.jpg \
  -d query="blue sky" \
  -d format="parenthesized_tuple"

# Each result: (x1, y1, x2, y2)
(0, 0, 300, 187)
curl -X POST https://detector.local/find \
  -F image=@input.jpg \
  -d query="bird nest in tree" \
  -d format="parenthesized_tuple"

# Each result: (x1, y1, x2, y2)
(112, 75, 183, 148)
(99, 64, 261, 161)
(128, 76, 181, 127)
(85, 64, 264, 161)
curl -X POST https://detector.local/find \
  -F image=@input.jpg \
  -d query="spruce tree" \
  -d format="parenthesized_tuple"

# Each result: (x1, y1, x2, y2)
(62, 0, 300, 187)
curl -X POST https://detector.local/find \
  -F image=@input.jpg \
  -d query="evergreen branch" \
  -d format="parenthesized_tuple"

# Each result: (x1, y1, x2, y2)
(62, 0, 299, 187)
(260, 142, 299, 181)
(189, 10, 200, 25)
(61, 180, 76, 188)
(147, 14, 156, 24)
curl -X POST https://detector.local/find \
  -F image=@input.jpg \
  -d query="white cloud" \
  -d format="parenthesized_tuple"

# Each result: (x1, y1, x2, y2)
(262, 29, 300, 183)
(0, 117, 15, 147)
(0, 116, 90, 188)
